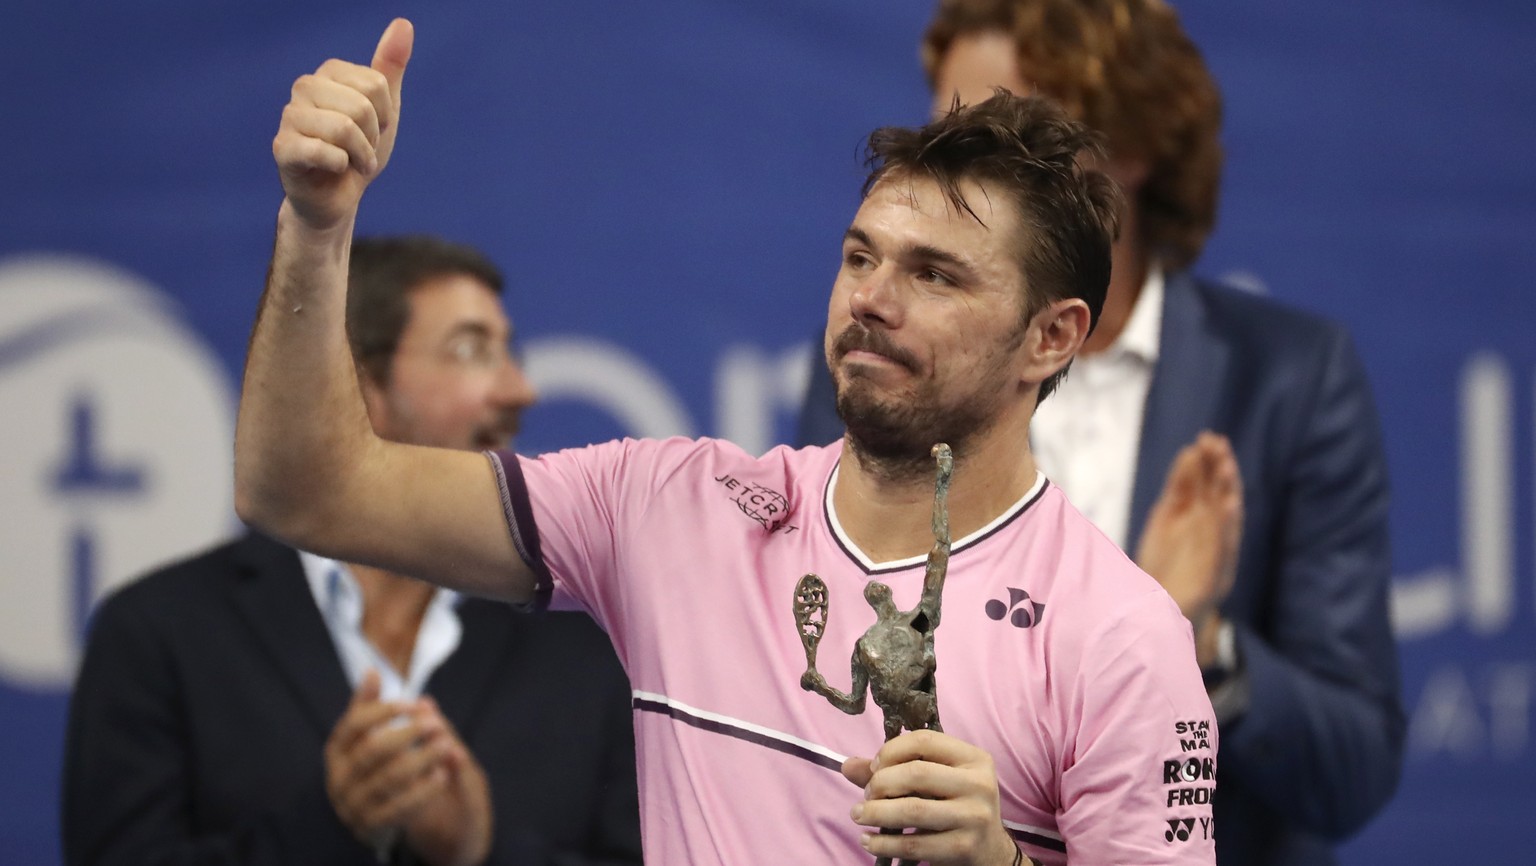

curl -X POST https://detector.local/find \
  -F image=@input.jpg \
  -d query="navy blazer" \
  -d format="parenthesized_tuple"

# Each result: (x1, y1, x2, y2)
(63, 533, 642, 866)
(797, 272, 1405, 866)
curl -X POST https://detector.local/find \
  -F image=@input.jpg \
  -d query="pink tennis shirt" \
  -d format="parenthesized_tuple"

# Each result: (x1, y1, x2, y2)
(489, 438, 1216, 865)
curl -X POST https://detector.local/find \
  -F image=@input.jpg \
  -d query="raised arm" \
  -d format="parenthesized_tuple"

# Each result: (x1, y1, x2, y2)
(234, 19, 533, 602)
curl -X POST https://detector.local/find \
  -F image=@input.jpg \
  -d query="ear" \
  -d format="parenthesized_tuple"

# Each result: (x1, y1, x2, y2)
(1019, 298, 1091, 389)
(356, 364, 390, 432)
(1105, 154, 1150, 197)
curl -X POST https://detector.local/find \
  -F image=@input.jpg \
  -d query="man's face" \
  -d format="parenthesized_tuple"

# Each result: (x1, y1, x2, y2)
(930, 30, 1031, 119)
(932, 31, 1143, 193)
(364, 274, 538, 452)
(826, 174, 1030, 462)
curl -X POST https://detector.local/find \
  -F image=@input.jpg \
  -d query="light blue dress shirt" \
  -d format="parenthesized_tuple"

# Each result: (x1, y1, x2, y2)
(299, 551, 463, 701)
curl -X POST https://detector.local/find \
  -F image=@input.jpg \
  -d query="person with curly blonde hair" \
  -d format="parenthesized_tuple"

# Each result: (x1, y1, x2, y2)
(798, 4, 1405, 865)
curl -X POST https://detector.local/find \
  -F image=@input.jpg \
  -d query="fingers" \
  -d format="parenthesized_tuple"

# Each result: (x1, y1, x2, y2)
(1158, 440, 1203, 508)
(327, 684, 408, 761)
(862, 756, 976, 803)
(871, 728, 986, 772)
(857, 826, 1014, 864)
(364, 724, 453, 797)
(1195, 432, 1239, 494)
(327, 703, 455, 838)
(281, 63, 390, 175)
(1159, 432, 1242, 513)
(354, 668, 382, 704)
(841, 756, 874, 788)
(1207, 434, 1244, 519)
(849, 731, 997, 828)
(412, 697, 475, 776)
(844, 732, 1011, 865)
(271, 19, 413, 227)
(1189, 434, 1243, 552)
(354, 749, 450, 830)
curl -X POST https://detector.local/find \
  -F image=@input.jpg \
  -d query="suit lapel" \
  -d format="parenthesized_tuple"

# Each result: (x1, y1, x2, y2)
(426, 599, 517, 738)
(1127, 273, 1230, 548)
(229, 534, 352, 735)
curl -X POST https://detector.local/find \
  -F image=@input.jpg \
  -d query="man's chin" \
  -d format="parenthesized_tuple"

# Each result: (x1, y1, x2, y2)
(837, 397, 931, 462)
(836, 357, 915, 392)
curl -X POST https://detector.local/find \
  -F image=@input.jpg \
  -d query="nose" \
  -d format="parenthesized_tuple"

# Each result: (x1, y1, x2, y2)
(846, 264, 904, 330)
(492, 357, 539, 411)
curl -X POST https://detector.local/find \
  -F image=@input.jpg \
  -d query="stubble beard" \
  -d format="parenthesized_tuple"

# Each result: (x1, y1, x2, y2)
(828, 321, 1021, 485)
(835, 370, 1001, 485)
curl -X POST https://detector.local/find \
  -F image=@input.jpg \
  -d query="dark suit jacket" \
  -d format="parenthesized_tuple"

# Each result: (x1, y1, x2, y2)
(798, 272, 1405, 866)
(63, 533, 642, 866)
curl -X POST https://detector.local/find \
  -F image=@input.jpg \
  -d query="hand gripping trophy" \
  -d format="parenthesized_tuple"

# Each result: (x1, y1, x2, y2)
(794, 443, 954, 866)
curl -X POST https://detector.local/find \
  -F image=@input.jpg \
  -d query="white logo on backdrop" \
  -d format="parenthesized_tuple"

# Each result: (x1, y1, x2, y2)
(1393, 354, 1526, 639)
(1392, 353, 1534, 762)
(522, 336, 811, 458)
(0, 255, 236, 689)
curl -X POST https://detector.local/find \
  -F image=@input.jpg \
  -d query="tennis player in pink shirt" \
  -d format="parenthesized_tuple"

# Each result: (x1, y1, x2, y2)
(238, 19, 1218, 865)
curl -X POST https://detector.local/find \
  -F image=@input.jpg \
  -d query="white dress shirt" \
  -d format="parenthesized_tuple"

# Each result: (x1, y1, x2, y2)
(1031, 267, 1164, 551)
(300, 551, 463, 702)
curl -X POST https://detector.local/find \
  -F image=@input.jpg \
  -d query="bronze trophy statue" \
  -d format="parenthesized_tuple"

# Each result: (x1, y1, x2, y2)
(794, 443, 954, 866)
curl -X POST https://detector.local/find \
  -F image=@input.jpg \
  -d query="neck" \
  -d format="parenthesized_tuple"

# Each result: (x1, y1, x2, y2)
(348, 563, 437, 673)
(1082, 211, 1150, 356)
(834, 410, 1037, 562)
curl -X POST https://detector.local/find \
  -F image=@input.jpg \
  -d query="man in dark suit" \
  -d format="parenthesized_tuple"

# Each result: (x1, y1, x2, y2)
(63, 236, 642, 866)
(797, 2, 1405, 863)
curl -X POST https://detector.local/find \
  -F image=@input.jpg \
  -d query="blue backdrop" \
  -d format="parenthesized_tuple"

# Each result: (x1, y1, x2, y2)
(3, 2, 1533, 863)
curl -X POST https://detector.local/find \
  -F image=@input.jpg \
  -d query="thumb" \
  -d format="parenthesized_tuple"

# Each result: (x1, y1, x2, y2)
(371, 18, 414, 108)
(840, 756, 874, 788)
(1165, 444, 1202, 506)
(353, 668, 382, 704)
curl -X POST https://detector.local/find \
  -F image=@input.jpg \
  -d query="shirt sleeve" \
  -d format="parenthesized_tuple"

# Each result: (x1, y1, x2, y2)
(1056, 589, 1218, 865)
(487, 437, 699, 632)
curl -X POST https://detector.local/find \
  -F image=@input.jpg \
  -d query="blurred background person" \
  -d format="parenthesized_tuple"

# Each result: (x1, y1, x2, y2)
(62, 235, 643, 866)
(0, 3, 1526, 864)
(797, 2, 1404, 863)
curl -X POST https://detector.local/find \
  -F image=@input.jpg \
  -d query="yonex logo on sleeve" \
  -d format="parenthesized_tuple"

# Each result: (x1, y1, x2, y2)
(985, 587, 1045, 628)
(1164, 818, 1195, 843)
(1164, 816, 1214, 844)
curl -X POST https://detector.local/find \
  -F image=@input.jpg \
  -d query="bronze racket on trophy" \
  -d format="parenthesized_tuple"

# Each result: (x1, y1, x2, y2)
(792, 442, 954, 866)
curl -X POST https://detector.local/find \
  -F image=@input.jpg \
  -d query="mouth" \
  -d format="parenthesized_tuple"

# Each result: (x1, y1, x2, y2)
(473, 421, 519, 451)
(832, 326, 919, 374)
(842, 349, 903, 369)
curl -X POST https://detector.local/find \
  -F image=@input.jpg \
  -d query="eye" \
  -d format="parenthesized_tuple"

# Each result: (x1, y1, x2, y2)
(843, 250, 875, 270)
(446, 335, 496, 366)
(917, 268, 954, 287)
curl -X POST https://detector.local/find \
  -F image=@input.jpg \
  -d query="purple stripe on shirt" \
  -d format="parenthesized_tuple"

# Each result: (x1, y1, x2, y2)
(1007, 826, 1067, 854)
(632, 697, 845, 772)
(486, 450, 553, 612)
(633, 696, 1068, 854)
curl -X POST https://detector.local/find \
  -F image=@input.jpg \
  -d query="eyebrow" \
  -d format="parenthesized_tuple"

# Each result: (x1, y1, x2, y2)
(843, 226, 977, 276)
(438, 320, 517, 348)
(442, 321, 495, 341)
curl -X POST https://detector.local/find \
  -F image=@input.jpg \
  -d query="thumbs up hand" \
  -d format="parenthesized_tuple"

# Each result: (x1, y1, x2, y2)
(272, 18, 414, 230)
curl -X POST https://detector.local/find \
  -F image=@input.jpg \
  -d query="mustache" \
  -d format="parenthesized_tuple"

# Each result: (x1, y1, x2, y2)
(832, 325, 920, 372)
(474, 412, 522, 449)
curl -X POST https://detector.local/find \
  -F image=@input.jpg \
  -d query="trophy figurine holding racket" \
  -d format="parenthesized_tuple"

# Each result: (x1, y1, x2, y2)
(793, 443, 954, 866)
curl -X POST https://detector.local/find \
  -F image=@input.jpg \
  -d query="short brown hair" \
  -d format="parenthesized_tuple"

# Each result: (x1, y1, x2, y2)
(863, 92, 1122, 401)
(346, 235, 505, 385)
(922, 0, 1222, 269)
